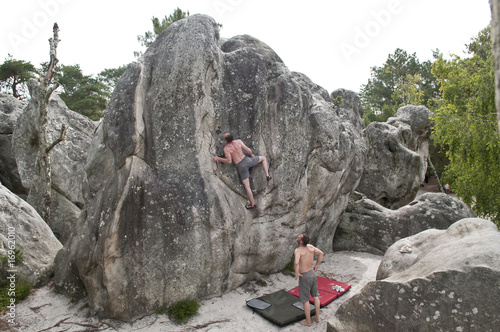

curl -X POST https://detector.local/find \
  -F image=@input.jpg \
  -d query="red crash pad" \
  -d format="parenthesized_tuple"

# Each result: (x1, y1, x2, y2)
(288, 276, 351, 307)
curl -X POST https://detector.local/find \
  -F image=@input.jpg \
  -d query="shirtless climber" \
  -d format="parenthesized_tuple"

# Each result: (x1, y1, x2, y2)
(213, 133, 271, 209)
(294, 234, 324, 327)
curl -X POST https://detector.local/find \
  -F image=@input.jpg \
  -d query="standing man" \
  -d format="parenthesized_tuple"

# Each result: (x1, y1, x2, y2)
(213, 133, 271, 209)
(294, 234, 324, 327)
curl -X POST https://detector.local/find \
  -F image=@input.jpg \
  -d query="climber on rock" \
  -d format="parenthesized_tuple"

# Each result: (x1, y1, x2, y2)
(213, 133, 271, 209)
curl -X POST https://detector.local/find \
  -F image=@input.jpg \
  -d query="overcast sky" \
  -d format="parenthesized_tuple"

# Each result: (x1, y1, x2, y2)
(0, 0, 492, 93)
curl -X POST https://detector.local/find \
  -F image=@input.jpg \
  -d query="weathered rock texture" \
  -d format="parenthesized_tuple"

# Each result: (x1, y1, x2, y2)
(0, 182, 62, 287)
(328, 218, 500, 332)
(54, 15, 366, 321)
(0, 94, 28, 198)
(356, 105, 434, 209)
(333, 192, 476, 255)
(12, 92, 96, 243)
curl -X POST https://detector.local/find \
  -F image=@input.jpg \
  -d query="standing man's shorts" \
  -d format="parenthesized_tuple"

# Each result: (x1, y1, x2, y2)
(236, 156, 260, 180)
(299, 270, 319, 303)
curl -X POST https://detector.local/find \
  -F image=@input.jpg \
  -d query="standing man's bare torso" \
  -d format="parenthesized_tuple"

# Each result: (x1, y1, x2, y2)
(295, 245, 316, 273)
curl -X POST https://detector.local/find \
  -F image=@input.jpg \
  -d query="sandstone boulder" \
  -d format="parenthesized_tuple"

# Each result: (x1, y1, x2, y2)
(0, 94, 28, 198)
(0, 182, 62, 287)
(12, 88, 96, 243)
(356, 105, 434, 209)
(333, 192, 476, 255)
(327, 218, 500, 332)
(54, 14, 366, 321)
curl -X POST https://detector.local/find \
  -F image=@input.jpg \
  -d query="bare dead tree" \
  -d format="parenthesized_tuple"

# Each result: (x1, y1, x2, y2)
(33, 23, 67, 222)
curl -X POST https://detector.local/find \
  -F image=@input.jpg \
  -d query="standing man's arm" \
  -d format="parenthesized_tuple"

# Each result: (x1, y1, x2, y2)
(213, 146, 232, 164)
(313, 247, 324, 272)
(239, 140, 254, 157)
(294, 249, 302, 280)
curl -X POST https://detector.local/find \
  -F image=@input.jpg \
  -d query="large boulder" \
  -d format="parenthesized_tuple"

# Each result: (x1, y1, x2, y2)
(12, 88, 96, 243)
(0, 94, 28, 198)
(327, 218, 500, 332)
(333, 192, 476, 255)
(0, 182, 62, 287)
(356, 105, 434, 209)
(54, 14, 366, 321)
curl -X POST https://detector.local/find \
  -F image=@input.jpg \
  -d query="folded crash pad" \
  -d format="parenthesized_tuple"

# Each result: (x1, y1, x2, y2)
(288, 276, 351, 307)
(246, 289, 315, 327)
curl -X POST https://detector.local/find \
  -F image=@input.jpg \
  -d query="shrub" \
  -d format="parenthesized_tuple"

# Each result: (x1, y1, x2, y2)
(0, 279, 32, 312)
(0, 248, 32, 312)
(167, 299, 200, 324)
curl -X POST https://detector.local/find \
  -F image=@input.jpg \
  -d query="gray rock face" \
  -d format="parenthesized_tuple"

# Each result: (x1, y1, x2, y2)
(356, 105, 434, 209)
(333, 192, 476, 255)
(0, 94, 28, 198)
(328, 218, 500, 332)
(54, 14, 366, 321)
(331, 89, 365, 131)
(0, 182, 62, 287)
(12, 91, 96, 243)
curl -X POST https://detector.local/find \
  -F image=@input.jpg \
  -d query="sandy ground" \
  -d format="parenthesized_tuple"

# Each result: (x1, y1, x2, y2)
(1, 251, 382, 332)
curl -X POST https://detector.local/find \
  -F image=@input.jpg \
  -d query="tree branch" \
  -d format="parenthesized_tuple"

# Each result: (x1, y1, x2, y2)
(45, 82, 60, 101)
(37, 317, 70, 332)
(43, 23, 60, 86)
(45, 124, 67, 154)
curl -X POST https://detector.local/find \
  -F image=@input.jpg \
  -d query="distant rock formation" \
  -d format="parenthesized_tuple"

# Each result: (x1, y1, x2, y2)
(12, 92, 96, 243)
(0, 94, 28, 198)
(356, 105, 434, 209)
(0, 182, 62, 287)
(328, 218, 500, 332)
(333, 192, 476, 255)
(54, 14, 367, 321)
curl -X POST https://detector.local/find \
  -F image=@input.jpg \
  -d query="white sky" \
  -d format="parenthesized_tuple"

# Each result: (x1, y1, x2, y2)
(0, 0, 492, 93)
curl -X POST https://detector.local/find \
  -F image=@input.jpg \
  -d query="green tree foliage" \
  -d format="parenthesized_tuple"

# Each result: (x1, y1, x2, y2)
(135, 7, 189, 58)
(98, 65, 127, 94)
(432, 26, 500, 224)
(359, 48, 439, 124)
(58, 64, 109, 120)
(0, 55, 37, 99)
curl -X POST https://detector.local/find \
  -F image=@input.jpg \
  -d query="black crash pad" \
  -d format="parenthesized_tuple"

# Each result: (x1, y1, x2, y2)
(246, 289, 315, 327)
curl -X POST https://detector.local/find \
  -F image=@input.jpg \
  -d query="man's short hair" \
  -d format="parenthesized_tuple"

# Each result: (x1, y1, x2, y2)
(224, 133, 234, 143)
(301, 234, 310, 245)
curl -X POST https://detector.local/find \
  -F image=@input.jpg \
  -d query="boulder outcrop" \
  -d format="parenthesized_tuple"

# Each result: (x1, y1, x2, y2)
(12, 90, 96, 243)
(333, 192, 476, 255)
(0, 182, 62, 287)
(356, 105, 434, 209)
(327, 218, 500, 332)
(54, 14, 366, 321)
(0, 94, 28, 198)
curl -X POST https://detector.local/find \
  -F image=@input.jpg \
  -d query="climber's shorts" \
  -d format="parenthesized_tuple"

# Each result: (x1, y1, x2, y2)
(236, 156, 260, 180)
(299, 270, 319, 303)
